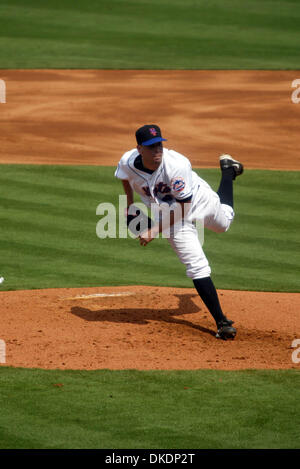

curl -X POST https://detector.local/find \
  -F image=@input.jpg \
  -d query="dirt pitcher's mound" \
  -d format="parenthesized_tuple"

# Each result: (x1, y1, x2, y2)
(1, 285, 299, 370)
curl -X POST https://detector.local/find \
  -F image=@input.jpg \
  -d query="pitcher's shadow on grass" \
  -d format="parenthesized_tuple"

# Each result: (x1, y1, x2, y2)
(70, 293, 215, 337)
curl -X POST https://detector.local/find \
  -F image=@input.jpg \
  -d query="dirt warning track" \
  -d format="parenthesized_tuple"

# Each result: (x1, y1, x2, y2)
(1, 70, 299, 170)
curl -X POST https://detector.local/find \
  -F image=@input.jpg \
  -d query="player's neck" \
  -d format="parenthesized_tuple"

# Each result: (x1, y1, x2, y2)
(141, 156, 161, 172)
(134, 154, 154, 174)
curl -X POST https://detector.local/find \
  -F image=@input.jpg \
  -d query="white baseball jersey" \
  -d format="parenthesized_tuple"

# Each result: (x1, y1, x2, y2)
(115, 147, 216, 216)
(115, 147, 234, 279)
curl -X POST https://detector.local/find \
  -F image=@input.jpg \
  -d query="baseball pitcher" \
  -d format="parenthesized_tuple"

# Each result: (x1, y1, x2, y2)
(115, 125, 244, 339)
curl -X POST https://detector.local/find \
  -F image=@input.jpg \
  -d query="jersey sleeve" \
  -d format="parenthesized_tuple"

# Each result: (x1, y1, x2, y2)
(114, 152, 131, 180)
(169, 158, 193, 202)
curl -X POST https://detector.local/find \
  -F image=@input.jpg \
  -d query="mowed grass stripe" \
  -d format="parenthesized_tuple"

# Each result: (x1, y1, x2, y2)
(0, 177, 108, 204)
(0, 367, 299, 449)
(217, 233, 300, 257)
(0, 164, 112, 186)
(0, 197, 93, 223)
(0, 168, 116, 202)
(237, 213, 300, 235)
(0, 165, 299, 292)
(0, 215, 95, 241)
(0, 0, 300, 69)
(209, 244, 299, 272)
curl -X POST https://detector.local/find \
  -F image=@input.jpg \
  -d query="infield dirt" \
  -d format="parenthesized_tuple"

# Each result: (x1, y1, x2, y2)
(0, 70, 299, 370)
(1, 70, 300, 169)
(1, 286, 299, 370)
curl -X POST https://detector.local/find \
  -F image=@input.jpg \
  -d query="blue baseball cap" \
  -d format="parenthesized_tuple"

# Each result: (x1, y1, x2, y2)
(136, 124, 167, 146)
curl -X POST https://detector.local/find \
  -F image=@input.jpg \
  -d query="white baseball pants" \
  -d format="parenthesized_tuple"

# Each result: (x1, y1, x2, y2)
(167, 198, 235, 279)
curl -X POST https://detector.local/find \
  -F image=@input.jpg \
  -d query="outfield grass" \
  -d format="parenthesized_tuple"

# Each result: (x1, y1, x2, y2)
(0, 0, 300, 69)
(0, 165, 299, 293)
(0, 367, 299, 449)
(1, 0, 299, 453)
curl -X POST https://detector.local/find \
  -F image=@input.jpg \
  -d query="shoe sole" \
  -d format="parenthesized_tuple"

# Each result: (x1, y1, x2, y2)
(219, 155, 243, 176)
(216, 328, 237, 340)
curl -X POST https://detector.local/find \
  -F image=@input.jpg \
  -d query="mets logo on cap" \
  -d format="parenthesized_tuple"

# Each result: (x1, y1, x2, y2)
(171, 177, 185, 192)
(149, 127, 157, 136)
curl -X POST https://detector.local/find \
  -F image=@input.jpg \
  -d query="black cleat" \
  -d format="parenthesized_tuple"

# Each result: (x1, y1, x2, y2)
(219, 154, 244, 179)
(216, 318, 236, 340)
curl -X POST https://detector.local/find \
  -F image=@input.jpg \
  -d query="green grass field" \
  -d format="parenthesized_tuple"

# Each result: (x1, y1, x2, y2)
(0, 165, 299, 292)
(1, 0, 300, 69)
(1, 0, 299, 451)
(0, 367, 299, 449)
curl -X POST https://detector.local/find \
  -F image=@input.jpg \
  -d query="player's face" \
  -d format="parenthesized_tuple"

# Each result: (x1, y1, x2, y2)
(138, 142, 163, 170)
